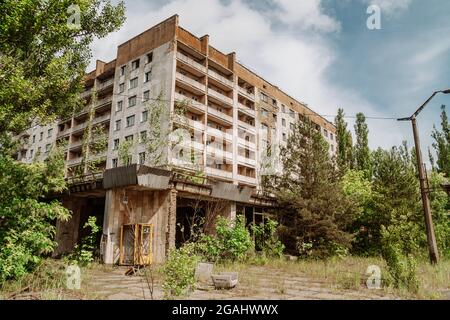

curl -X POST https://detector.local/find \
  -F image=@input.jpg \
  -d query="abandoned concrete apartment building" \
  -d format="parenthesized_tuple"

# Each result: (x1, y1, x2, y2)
(15, 15, 337, 265)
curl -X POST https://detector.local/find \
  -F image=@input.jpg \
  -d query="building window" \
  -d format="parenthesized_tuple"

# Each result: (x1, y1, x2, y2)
(283, 133, 287, 142)
(324, 129, 328, 138)
(125, 134, 134, 142)
(260, 92, 268, 103)
(129, 77, 138, 89)
(272, 98, 277, 106)
(139, 131, 147, 143)
(143, 90, 150, 102)
(120, 65, 125, 76)
(119, 83, 125, 93)
(37, 146, 41, 154)
(131, 59, 140, 70)
(290, 123, 294, 130)
(289, 109, 295, 118)
(115, 120, 121, 131)
(282, 118, 286, 127)
(126, 115, 135, 128)
(113, 139, 119, 150)
(47, 128, 53, 138)
(112, 158, 118, 168)
(147, 52, 153, 64)
(330, 133, 334, 141)
(331, 144, 335, 152)
(281, 104, 286, 112)
(116, 101, 123, 112)
(45, 144, 51, 153)
(30, 149, 34, 158)
(39, 132, 43, 141)
(141, 110, 148, 122)
(32, 135, 36, 143)
(128, 95, 137, 107)
(145, 71, 151, 83)
(139, 152, 146, 165)
(261, 109, 269, 117)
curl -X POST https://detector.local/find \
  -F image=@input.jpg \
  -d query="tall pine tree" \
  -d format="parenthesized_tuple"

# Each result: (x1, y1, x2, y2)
(266, 118, 355, 258)
(334, 108, 353, 172)
(354, 113, 372, 177)
(431, 105, 450, 177)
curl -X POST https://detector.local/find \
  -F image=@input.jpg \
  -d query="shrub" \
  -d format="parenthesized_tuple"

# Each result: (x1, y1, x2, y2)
(251, 218, 285, 258)
(161, 243, 200, 299)
(65, 216, 101, 267)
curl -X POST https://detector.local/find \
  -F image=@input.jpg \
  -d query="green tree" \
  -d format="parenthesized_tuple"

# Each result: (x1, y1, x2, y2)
(0, 0, 125, 282)
(431, 105, 450, 177)
(266, 118, 356, 258)
(354, 113, 372, 177)
(334, 108, 353, 172)
(0, 0, 125, 137)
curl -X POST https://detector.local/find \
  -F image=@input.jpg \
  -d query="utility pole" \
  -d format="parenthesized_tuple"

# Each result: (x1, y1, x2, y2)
(398, 89, 450, 265)
(411, 117, 439, 264)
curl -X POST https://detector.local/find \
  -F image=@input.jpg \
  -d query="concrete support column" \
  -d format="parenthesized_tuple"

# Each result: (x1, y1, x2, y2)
(102, 189, 119, 265)
(165, 188, 178, 258)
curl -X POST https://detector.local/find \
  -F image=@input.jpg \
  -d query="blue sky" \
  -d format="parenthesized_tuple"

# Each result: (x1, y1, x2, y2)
(90, 0, 450, 161)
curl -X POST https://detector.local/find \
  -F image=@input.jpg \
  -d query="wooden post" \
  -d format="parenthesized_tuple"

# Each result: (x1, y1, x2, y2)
(411, 117, 439, 264)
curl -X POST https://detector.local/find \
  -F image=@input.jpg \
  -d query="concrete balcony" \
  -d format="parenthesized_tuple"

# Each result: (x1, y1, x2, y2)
(237, 137, 256, 150)
(206, 126, 233, 142)
(174, 115, 205, 131)
(178, 140, 204, 153)
(96, 96, 112, 108)
(207, 107, 233, 124)
(72, 113, 111, 134)
(176, 52, 207, 73)
(176, 72, 206, 92)
(69, 140, 83, 150)
(206, 145, 233, 161)
(238, 103, 256, 117)
(206, 167, 233, 180)
(237, 120, 256, 134)
(237, 155, 256, 167)
(238, 87, 255, 101)
(174, 92, 206, 113)
(208, 69, 234, 88)
(80, 88, 93, 98)
(208, 89, 233, 106)
(97, 78, 114, 92)
(57, 128, 71, 139)
(237, 174, 257, 185)
(67, 157, 82, 167)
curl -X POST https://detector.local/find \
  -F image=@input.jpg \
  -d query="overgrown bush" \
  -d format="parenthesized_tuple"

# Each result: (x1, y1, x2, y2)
(161, 243, 200, 299)
(65, 216, 101, 267)
(251, 218, 284, 258)
(381, 224, 420, 293)
(195, 215, 253, 262)
(0, 148, 70, 283)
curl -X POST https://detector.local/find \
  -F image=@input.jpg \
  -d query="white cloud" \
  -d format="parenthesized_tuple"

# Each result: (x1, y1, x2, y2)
(362, 0, 412, 16)
(88, 0, 410, 150)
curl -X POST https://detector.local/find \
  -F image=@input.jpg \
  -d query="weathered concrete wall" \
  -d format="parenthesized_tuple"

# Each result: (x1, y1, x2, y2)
(102, 187, 177, 264)
(53, 197, 82, 256)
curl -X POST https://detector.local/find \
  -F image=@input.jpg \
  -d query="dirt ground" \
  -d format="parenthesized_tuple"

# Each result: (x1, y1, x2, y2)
(84, 265, 401, 300)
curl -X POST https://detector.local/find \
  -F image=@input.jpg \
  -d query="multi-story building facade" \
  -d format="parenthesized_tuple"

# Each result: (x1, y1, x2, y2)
(16, 15, 337, 264)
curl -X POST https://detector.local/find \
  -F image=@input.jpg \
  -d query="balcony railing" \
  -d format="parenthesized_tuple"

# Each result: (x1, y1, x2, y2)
(208, 89, 233, 106)
(208, 69, 234, 87)
(206, 145, 233, 161)
(176, 72, 206, 92)
(176, 52, 207, 73)
(174, 114, 205, 131)
(206, 167, 233, 179)
(97, 78, 114, 91)
(67, 157, 82, 166)
(69, 140, 83, 150)
(237, 137, 256, 150)
(174, 92, 206, 113)
(237, 174, 257, 184)
(72, 113, 111, 133)
(206, 126, 233, 142)
(207, 107, 233, 123)
(238, 103, 256, 117)
(238, 87, 255, 101)
(237, 120, 256, 134)
(237, 155, 256, 167)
